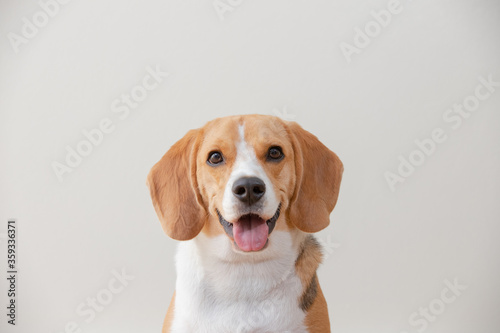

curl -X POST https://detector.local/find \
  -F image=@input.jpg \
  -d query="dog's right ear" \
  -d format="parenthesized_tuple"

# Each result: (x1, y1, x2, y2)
(147, 129, 207, 240)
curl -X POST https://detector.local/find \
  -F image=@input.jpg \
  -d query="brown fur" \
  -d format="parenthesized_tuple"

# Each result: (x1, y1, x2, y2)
(285, 122, 343, 233)
(305, 281, 331, 332)
(161, 292, 175, 333)
(295, 235, 331, 332)
(147, 129, 207, 240)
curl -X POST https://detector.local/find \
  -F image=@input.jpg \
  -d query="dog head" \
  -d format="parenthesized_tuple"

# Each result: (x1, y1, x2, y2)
(147, 115, 343, 253)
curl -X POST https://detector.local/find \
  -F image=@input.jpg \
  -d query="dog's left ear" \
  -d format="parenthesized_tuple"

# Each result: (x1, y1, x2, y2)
(147, 129, 207, 240)
(286, 122, 343, 233)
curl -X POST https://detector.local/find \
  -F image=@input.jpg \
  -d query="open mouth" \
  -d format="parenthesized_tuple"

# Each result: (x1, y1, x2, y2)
(216, 203, 281, 252)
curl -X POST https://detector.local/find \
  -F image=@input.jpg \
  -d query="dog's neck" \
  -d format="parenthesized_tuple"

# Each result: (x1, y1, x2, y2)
(190, 231, 303, 289)
(171, 231, 315, 332)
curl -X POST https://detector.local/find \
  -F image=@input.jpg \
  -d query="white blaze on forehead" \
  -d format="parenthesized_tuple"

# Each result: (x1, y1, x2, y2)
(221, 124, 279, 222)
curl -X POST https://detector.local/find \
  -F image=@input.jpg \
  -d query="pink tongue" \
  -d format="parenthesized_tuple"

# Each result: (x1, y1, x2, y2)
(233, 215, 269, 252)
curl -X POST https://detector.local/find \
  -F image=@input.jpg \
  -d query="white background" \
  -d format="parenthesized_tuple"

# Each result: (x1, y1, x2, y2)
(1, 0, 499, 332)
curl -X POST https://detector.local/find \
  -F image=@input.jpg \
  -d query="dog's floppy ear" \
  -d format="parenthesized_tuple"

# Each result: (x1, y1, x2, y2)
(147, 129, 207, 240)
(286, 122, 343, 233)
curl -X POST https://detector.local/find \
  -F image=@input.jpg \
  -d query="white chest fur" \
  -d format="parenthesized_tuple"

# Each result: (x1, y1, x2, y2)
(170, 231, 308, 333)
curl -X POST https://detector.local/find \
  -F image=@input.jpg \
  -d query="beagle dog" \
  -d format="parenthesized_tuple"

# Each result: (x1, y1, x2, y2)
(147, 114, 343, 333)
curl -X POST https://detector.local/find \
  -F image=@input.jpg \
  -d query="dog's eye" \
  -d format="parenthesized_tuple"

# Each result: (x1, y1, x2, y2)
(267, 147, 284, 161)
(207, 151, 224, 166)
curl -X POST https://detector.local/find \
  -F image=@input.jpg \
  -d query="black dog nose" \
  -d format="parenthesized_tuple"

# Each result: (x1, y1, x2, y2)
(232, 177, 266, 205)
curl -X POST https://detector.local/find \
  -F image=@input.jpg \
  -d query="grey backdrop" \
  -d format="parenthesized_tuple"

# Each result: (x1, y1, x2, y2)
(1, 0, 499, 332)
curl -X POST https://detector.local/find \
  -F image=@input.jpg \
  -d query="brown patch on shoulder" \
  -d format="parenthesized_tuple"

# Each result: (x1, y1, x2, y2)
(296, 236, 331, 331)
(300, 272, 318, 311)
(295, 235, 323, 311)
(304, 283, 331, 332)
